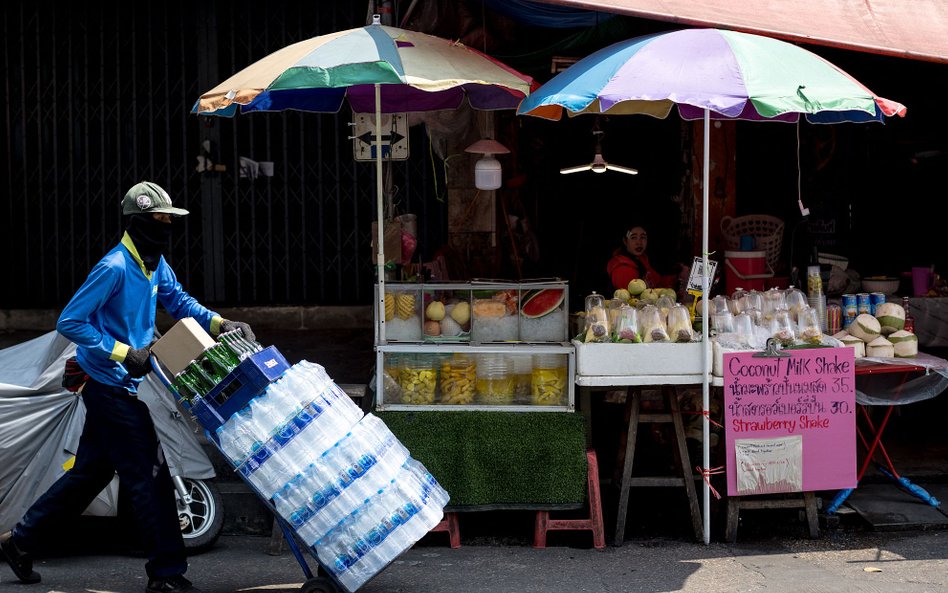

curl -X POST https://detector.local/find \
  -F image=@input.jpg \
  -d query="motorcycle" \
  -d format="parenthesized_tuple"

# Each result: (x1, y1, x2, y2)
(0, 331, 223, 553)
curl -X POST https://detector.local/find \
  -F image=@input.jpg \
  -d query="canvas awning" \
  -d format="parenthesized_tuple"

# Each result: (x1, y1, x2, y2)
(535, 0, 948, 63)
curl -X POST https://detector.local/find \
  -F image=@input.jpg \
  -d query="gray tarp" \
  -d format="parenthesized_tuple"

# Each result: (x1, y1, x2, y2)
(0, 331, 214, 531)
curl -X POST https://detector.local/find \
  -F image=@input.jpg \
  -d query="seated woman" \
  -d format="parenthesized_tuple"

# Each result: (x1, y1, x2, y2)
(607, 224, 680, 291)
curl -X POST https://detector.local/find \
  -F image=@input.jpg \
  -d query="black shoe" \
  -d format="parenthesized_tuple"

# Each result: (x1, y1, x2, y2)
(145, 575, 201, 593)
(0, 532, 41, 584)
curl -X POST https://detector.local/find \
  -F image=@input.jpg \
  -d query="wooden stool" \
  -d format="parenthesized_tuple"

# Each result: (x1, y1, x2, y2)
(533, 449, 606, 549)
(614, 386, 702, 545)
(725, 492, 819, 542)
(429, 512, 461, 548)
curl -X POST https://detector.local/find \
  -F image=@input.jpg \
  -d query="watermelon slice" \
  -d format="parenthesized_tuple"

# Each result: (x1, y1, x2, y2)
(521, 288, 565, 318)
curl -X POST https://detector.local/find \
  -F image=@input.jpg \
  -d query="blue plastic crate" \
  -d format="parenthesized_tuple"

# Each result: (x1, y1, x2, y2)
(190, 345, 290, 433)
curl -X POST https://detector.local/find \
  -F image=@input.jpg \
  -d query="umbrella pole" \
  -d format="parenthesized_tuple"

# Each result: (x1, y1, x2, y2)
(376, 83, 386, 344)
(702, 109, 711, 545)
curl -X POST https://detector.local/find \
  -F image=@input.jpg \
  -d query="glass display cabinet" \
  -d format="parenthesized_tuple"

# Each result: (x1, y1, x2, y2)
(374, 279, 574, 411)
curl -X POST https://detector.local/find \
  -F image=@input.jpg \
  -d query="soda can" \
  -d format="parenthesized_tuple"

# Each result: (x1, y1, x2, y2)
(842, 294, 857, 327)
(869, 292, 886, 316)
(827, 304, 842, 335)
(857, 293, 871, 315)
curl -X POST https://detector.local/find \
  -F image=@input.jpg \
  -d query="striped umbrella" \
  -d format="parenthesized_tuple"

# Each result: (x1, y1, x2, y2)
(518, 28, 905, 546)
(195, 16, 534, 343)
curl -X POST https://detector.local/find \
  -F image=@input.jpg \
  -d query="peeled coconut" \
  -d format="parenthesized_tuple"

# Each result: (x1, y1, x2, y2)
(833, 330, 851, 340)
(874, 302, 905, 335)
(849, 314, 881, 343)
(866, 336, 894, 358)
(840, 335, 866, 358)
(888, 330, 918, 358)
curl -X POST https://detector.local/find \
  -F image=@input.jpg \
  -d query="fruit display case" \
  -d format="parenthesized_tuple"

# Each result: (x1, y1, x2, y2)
(374, 280, 574, 411)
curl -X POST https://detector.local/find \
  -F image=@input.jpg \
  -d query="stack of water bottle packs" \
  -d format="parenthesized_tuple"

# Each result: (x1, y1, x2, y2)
(213, 359, 449, 592)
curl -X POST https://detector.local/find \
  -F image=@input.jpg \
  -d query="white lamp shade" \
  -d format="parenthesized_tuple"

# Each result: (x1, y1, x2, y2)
(474, 156, 502, 190)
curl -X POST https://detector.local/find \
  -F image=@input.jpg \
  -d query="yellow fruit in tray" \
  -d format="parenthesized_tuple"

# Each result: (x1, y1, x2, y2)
(450, 301, 471, 325)
(395, 293, 416, 320)
(384, 293, 395, 321)
(426, 301, 446, 321)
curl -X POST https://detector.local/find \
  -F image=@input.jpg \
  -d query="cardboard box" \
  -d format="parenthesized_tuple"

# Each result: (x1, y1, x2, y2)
(151, 317, 217, 376)
(573, 339, 710, 376)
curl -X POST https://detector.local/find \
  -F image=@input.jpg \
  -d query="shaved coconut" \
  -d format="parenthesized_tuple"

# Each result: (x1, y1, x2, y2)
(840, 335, 866, 358)
(866, 336, 895, 358)
(833, 330, 850, 340)
(888, 330, 918, 358)
(874, 302, 905, 335)
(849, 314, 881, 343)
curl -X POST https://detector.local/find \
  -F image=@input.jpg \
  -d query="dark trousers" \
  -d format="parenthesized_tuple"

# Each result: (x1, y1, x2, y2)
(13, 378, 187, 579)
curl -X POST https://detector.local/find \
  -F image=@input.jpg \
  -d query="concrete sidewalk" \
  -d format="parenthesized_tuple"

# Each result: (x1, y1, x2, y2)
(9, 530, 948, 593)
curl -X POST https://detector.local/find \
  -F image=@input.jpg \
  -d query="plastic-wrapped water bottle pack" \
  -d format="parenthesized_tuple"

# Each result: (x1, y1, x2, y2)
(215, 360, 449, 592)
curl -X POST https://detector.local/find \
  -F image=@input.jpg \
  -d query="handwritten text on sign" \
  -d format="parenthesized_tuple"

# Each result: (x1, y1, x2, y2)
(724, 348, 856, 496)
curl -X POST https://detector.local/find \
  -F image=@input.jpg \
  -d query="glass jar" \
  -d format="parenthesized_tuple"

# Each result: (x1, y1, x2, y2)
(397, 355, 437, 404)
(531, 353, 567, 406)
(476, 354, 514, 405)
(439, 354, 477, 405)
(509, 353, 533, 403)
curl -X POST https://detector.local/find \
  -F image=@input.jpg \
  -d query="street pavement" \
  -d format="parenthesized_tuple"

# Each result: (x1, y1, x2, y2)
(4, 529, 947, 593)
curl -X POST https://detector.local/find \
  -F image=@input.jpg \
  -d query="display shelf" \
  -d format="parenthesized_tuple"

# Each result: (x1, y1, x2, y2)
(376, 279, 569, 344)
(375, 343, 574, 412)
(374, 280, 574, 412)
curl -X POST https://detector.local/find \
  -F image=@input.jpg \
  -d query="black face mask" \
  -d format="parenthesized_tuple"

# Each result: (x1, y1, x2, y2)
(126, 214, 172, 271)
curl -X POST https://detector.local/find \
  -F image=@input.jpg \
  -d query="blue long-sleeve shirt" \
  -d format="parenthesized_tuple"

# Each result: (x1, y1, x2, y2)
(57, 232, 222, 392)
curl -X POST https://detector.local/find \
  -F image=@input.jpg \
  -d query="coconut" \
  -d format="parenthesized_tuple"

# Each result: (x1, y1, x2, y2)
(832, 330, 850, 340)
(888, 330, 918, 358)
(840, 335, 866, 358)
(848, 314, 881, 343)
(866, 336, 894, 358)
(874, 302, 905, 335)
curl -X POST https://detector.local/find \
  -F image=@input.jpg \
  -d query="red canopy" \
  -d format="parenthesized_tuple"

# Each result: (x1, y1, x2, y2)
(538, 0, 948, 63)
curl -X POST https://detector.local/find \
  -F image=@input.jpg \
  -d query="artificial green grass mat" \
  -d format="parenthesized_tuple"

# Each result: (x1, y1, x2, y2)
(376, 411, 587, 508)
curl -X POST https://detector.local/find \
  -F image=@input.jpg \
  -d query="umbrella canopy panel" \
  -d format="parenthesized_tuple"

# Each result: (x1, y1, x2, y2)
(518, 28, 905, 123)
(196, 23, 533, 116)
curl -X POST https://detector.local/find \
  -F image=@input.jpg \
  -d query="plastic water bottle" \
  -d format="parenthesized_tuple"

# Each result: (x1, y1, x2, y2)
(217, 409, 260, 464)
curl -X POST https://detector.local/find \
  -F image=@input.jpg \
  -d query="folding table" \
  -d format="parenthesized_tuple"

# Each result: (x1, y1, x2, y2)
(826, 355, 948, 513)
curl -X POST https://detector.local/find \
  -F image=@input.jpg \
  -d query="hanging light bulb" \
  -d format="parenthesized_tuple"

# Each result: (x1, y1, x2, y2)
(465, 138, 510, 190)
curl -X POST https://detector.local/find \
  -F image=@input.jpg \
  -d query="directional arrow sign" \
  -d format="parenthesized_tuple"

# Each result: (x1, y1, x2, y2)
(352, 112, 409, 161)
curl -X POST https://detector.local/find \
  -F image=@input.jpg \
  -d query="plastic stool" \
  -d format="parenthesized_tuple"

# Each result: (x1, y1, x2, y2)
(533, 449, 606, 549)
(429, 512, 461, 548)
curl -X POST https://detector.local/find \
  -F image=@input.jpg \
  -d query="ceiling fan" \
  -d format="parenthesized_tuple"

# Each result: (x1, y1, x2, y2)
(559, 128, 638, 176)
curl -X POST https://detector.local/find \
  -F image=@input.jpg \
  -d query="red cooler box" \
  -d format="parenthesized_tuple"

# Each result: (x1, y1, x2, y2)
(724, 250, 772, 292)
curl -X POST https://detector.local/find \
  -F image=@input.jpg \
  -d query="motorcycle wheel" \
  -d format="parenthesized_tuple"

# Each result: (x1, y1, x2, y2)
(177, 478, 223, 554)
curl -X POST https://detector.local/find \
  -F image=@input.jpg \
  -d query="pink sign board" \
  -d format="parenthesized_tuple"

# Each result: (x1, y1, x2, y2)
(723, 347, 856, 496)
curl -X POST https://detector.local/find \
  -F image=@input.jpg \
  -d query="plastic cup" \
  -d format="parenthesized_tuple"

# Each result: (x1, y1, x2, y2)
(912, 267, 933, 297)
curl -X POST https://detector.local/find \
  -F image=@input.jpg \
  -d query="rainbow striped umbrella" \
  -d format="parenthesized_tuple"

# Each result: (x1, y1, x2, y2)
(518, 28, 905, 123)
(195, 18, 532, 116)
(194, 16, 533, 344)
(519, 28, 905, 546)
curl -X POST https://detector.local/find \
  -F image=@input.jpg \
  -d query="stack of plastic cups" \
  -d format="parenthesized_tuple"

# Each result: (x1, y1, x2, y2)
(806, 265, 827, 332)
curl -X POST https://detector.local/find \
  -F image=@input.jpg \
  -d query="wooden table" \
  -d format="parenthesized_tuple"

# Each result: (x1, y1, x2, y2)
(576, 374, 709, 544)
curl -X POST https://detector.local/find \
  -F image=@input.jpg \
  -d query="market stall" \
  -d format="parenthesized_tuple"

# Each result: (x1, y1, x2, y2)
(517, 27, 907, 544)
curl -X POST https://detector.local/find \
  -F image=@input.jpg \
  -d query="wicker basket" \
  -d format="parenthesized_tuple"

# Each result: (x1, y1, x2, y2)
(720, 215, 785, 269)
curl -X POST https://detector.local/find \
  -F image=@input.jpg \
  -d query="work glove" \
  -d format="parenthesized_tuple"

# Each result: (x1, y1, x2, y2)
(124, 347, 152, 379)
(221, 319, 256, 343)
